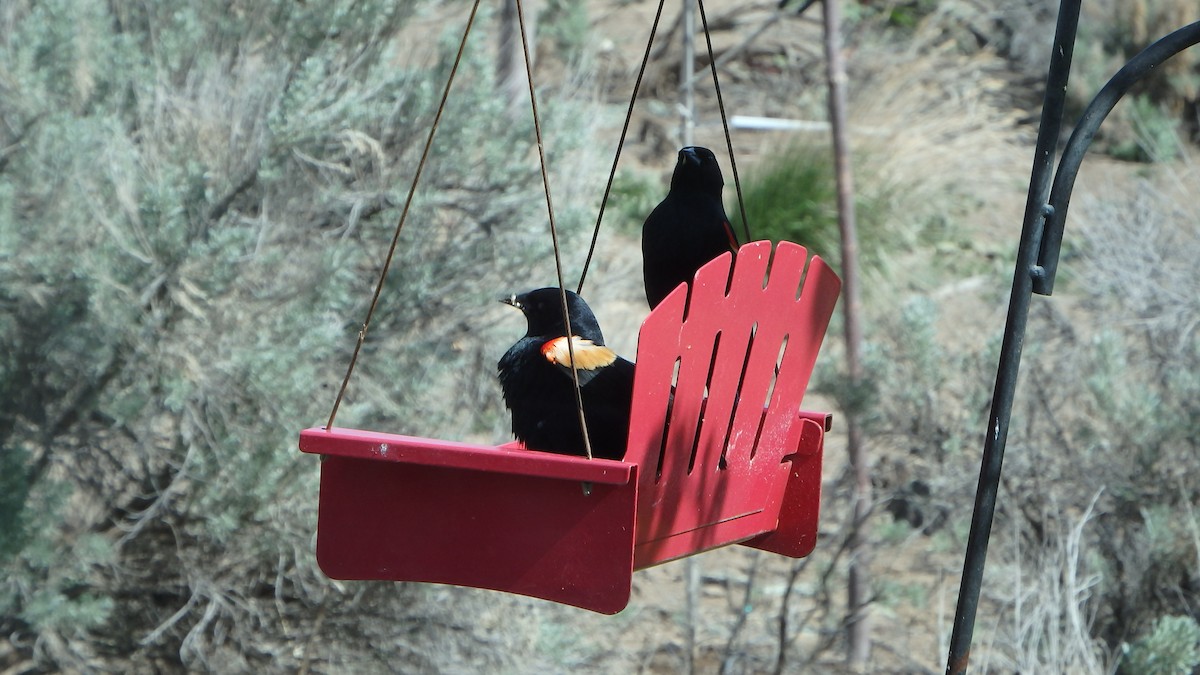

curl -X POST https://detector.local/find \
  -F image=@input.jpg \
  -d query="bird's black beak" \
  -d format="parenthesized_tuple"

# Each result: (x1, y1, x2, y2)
(680, 146, 701, 166)
(500, 294, 522, 310)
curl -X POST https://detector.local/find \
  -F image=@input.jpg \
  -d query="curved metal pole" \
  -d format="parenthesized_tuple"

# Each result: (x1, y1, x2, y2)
(944, 2, 1081, 671)
(947, 13, 1200, 674)
(1035, 19, 1200, 295)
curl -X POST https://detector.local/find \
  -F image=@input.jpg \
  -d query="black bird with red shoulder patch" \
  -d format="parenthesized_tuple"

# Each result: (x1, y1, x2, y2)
(641, 146, 739, 309)
(498, 288, 635, 460)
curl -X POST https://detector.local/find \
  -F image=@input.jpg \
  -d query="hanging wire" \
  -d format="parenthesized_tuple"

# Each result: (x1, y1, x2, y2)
(515, 0, 596, 461)
(576, 0, 669, 294)
(325, 0, 484, 431)
(697, 0, 752, 243)
(578, 0, 752, 292)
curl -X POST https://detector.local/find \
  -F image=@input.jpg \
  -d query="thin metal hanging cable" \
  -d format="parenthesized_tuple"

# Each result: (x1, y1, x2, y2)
(697, 0, 751, 243)
(575, 0, 669, 295)
(515, 0, 596, 460)
(326, 0, 484, 431)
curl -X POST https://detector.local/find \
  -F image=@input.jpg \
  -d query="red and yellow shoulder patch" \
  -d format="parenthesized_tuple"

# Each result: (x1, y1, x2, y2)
(541, 336, 617, 371)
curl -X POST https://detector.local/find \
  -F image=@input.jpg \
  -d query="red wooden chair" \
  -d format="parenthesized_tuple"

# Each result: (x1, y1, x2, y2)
(299, 240, 841, 614)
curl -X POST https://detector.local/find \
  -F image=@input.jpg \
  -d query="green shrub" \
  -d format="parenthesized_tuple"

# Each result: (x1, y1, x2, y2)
(1073, 0, 1199, 156)
(541, 0, 590, 63)
(731, 143, 895, 274)
(1108, 94, 1182, 162)
(730, 144, 837, 257)
(0, 0, 590, 669)
(1120, 615, 1200, 675)
(608, 169, 663, 235)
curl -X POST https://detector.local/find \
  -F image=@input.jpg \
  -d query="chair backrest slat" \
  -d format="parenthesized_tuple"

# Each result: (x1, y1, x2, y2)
(627, 241, 841, 566)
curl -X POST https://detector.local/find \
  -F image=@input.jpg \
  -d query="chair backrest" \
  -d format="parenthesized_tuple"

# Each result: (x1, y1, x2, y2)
(626, 240, 841, 567)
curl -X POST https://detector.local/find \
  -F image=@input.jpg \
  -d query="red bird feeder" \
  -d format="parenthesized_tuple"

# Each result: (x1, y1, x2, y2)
(299, 240, 841, 613)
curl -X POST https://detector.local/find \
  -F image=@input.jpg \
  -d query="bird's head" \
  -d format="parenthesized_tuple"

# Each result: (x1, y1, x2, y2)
(671, 145, 725, 196)
(501, 287, 606, 343)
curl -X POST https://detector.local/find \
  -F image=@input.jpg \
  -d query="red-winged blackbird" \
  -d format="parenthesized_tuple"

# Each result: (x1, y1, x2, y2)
(497, 288, 635, 460)
(641, 146, 739, 309)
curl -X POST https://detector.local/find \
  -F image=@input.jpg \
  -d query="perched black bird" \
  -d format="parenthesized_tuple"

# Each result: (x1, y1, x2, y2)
(497, 288, 635, 460)
(641, 146, 740, 309)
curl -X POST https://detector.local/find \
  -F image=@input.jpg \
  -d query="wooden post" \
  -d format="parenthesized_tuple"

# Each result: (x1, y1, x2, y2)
(821, 0, 871, 667)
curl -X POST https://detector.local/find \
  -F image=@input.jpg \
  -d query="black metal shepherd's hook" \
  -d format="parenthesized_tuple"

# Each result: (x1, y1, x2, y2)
(945, 1, 1200, 671)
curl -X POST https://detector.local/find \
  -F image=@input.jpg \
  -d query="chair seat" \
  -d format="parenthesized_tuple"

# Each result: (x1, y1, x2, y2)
(298, 240, 841, 613)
